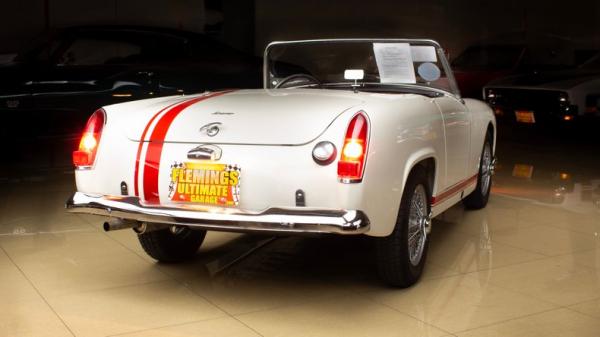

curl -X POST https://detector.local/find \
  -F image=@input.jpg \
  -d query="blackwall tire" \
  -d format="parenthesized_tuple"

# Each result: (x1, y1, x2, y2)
(463, 134, 493, 210)
(376, 166, 431, 288)
(138, 226, 206, 263)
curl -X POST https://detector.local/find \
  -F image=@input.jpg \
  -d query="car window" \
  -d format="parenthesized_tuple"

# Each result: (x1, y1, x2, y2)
(56, 38, 142, 66)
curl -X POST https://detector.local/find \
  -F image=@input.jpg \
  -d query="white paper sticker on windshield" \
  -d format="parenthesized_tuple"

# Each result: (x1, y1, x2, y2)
(373, 43, 416, 84)
(411, 46, 438, 63)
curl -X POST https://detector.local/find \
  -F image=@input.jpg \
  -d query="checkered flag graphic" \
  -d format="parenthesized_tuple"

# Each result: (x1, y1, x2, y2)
(226, 164, 242, 205)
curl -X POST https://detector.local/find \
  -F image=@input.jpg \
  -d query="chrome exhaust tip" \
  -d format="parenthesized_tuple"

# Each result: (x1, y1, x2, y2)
(103, 218, 141, 232)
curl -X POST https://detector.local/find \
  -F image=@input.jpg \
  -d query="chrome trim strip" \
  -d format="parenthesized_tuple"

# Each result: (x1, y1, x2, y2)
(65, 192, 370, 235)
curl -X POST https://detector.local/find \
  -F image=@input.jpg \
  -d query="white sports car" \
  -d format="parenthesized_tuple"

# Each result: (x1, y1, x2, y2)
(67, 39, 496, 287)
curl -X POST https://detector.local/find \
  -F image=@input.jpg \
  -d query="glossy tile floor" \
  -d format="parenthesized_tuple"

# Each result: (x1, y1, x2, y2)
(1, 131, 600, 337)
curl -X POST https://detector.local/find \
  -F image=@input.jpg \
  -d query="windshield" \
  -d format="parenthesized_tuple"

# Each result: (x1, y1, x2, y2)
(264, 39, 460, 97)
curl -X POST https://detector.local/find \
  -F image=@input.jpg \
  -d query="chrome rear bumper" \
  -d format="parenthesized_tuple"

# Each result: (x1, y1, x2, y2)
(66, 192, 370, 235)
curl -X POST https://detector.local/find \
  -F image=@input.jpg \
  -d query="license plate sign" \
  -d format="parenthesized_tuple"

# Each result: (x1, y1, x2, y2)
(168, 162, 241, 207)
(512, 164, 534, 179)
(515, 110, 536, 123)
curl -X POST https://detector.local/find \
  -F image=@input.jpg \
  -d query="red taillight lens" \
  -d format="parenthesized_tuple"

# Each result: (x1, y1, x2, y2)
(73, 109, 105, 168)
(338, 112, 369, 182)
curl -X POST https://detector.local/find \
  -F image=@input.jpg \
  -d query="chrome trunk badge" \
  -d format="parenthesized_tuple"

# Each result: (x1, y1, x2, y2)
(187, 144, 222, 161)
(199, 122, 222, 137)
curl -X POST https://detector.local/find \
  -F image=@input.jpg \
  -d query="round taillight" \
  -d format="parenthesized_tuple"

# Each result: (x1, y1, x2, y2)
(312, 141, 337, 165)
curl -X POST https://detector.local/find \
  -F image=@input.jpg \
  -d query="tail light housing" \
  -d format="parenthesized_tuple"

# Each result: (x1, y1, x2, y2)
(73, 109, 105, 168)
(338, 112, 369, 183)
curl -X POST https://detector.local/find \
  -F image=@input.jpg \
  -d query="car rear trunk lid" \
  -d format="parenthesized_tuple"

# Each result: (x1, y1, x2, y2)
(123, 89, 364, 145)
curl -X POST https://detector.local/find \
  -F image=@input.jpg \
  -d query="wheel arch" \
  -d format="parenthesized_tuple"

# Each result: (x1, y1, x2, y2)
(402, 148, 438, 201)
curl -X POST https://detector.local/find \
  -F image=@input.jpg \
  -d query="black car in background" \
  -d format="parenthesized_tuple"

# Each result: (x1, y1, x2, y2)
(0, 25, 261, 141)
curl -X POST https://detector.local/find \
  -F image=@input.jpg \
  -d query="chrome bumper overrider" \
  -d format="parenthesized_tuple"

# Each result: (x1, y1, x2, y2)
(66, 192, 370, 235)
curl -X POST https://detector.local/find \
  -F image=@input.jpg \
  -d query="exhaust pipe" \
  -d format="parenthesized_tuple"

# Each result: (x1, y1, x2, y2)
(103, 218, 141, 232)
(132, 222, 169, 234)
(103, 218, 172, 234)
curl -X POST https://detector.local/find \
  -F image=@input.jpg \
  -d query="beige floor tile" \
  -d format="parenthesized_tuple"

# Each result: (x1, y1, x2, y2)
(564, 249, 600, 269)
(104, 229, 155, 262)
(515, 204, 584, 226)
(569, 298, 600, 319)
(14, 249, 171, 297)
(236, 294, 450, 337)
(0, 187, 75, 227)
(0, 255, 41, 304)
(544, 214, 600, 236)
(48, 280, 226, 337)
(429, 225, 545, 273)
(468, 255, 600, 306)
(436, 197, 541, 236)
(0, 213, 93, 238)
(455, 308, 600, 337)
(0, 231, 131, 260)
(0, 297, 73, 337)
(366, 274, 556, 333)
(113, 317, 261, 337)
(489, 225, 598, 256)
(182, 276, 353, 315)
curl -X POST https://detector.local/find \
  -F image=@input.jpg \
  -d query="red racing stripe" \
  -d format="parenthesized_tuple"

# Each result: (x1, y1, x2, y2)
(431, 174, 478, 206)
(133, 99, 188, 197)
(142, 90, 235, 204)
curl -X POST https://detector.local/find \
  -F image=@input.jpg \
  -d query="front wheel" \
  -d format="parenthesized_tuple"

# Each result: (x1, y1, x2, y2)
(376, 167, 431, 287)
(138, 226, 206, 263)
(463, 134, 494, 209)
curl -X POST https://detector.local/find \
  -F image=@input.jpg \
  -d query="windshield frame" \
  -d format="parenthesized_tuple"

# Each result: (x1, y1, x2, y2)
(263, 38, 461, 99)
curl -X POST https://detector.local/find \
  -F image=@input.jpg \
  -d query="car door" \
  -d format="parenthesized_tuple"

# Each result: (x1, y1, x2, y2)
(435, 95, 471, 187)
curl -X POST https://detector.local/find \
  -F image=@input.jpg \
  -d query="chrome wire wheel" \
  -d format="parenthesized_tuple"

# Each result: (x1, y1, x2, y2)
(408, 184, 431, 266)
(480, 142, 493, 195)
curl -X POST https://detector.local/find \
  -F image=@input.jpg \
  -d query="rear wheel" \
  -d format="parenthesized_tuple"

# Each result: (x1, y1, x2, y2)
(376, 167, 431, 287)
(138, 226, 206, 262)
(463, 134, 493, 209)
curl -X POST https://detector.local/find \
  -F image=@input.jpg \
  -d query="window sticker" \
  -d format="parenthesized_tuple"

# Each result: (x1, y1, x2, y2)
(373, 43, 416, 84)
(411, 45, 438, 63)
(417, 62, 441, 82)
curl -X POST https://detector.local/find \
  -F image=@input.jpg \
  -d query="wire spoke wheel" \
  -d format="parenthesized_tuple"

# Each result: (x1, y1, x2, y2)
(480, 142, 492, 195)
(407, 184, 429, 266)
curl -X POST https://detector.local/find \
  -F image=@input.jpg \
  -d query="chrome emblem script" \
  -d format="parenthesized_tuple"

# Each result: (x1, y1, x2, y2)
(187, 144, 222, 161)
(199, 122, 222, 137)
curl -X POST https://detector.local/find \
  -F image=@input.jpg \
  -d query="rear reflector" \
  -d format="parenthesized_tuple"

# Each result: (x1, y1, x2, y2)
(338, 112, 369, 182)
(73, 109, 105, 168)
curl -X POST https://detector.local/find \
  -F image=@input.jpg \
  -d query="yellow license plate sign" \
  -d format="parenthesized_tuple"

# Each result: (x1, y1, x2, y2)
(515, 110, 536, 123)
(512, 164, 534, 179)
(168, 162, 241, 206)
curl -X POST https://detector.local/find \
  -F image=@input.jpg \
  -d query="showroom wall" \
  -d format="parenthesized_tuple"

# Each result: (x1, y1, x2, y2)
(1, 0, 599, 57)
(254, 0, 600, 58)
(0, 0, 206, 54)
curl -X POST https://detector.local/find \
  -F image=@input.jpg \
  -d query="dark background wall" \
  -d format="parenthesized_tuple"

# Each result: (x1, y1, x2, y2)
(1, 0, 599, 57)
(254, 0, 600, 58)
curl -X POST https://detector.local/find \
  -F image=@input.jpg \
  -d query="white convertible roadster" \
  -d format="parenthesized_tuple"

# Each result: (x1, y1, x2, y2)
(67, 39, 496, 287)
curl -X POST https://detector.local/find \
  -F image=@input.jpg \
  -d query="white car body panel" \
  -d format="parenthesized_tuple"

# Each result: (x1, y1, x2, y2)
(74, 85, 495, 236)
